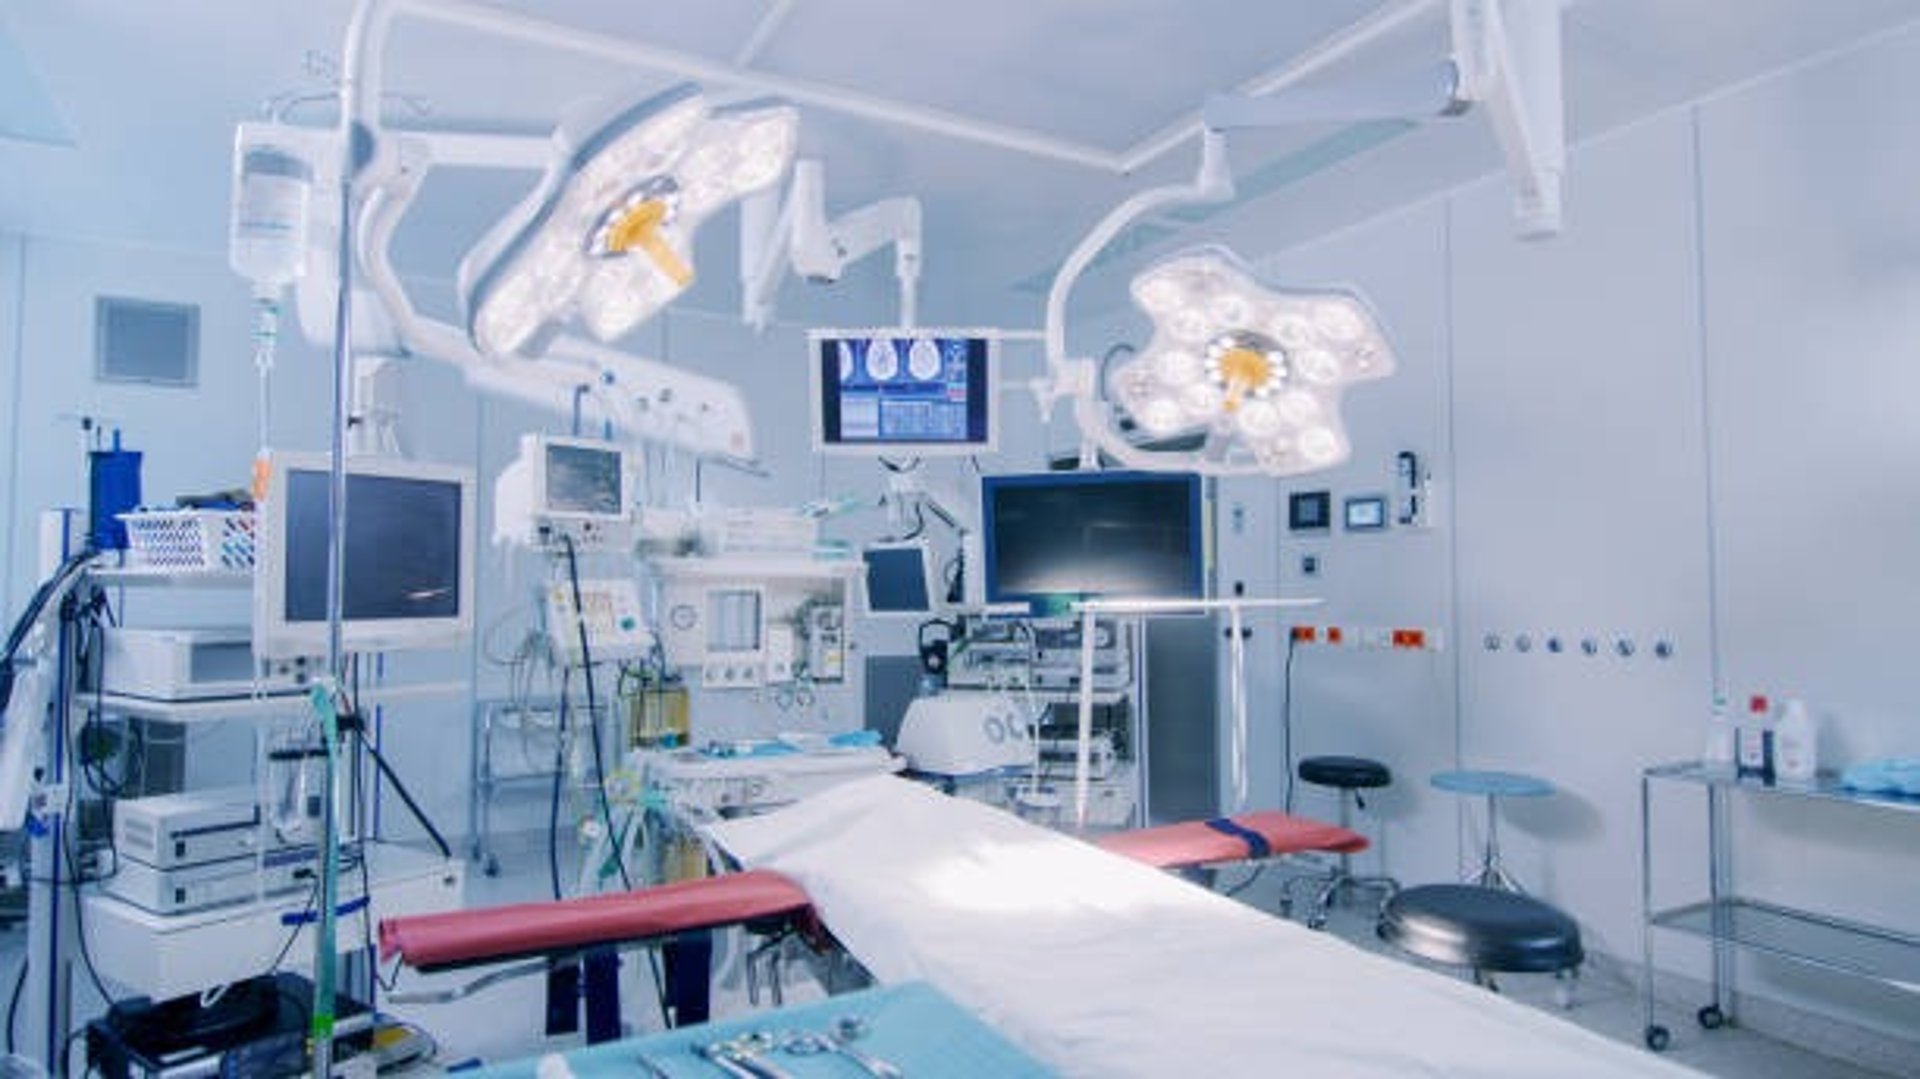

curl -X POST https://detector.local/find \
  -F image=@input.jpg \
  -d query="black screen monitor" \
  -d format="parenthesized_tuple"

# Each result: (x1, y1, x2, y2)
(253, 452, 476, 659)
(982, 471, 1206, 610)
(862, 542, 935, 617)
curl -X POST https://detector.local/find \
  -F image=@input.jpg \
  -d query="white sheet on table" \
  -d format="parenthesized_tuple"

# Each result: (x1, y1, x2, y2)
(705, 775, 1703, 1079)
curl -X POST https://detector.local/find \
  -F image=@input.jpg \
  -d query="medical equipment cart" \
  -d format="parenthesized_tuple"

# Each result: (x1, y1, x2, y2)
(1638, 761, 1920, 1051)
(468, 696, 614, 876)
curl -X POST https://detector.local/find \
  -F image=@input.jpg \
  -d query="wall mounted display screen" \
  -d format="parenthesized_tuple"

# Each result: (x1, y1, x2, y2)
(810, 328, 997, 455)
(982, 470, 1205, 609)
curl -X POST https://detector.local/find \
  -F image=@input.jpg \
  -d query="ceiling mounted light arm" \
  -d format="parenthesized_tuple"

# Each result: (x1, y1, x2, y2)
(1201, 0, 1564, 238)
(739, 159, 924, 330)
(1452, 0, 1564, 238)
(1039, 131, 1233, 428)
(1202, 60, 1467, 129)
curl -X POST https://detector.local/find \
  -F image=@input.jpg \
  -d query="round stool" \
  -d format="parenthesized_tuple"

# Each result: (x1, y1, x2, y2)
(1430, 769, 1554, 892)
(1378, 883, 1583, 1003)
(1287, 755, 1397, 928)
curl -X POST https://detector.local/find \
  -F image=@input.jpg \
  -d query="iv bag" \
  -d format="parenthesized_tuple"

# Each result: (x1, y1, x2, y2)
(229, 125, 314, 292)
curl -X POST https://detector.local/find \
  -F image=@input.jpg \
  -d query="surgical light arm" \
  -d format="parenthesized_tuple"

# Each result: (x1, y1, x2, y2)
(740, 159, 924, 330)
(1038, 131, 1235, 471)
(1203, 0, 1565, 238)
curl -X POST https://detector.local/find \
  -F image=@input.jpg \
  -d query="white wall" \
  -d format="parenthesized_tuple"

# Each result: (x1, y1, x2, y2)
(1221, 21, 1920, 1046)
(0, 233, 23, 619)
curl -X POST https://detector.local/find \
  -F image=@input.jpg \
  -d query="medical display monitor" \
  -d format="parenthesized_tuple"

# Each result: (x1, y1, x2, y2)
(982, 470, 1206, 609)
(535, 436, 627, 520)
(253, 452, 476, 660)
(810, 328, 997, 455)
(862, 541, 936, 617)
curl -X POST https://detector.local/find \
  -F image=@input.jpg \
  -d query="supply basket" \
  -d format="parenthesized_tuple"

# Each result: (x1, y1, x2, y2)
(118, 509, 257, 572)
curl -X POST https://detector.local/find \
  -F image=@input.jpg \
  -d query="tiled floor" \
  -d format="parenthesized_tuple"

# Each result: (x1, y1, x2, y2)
(2, 848, 1910, 1076)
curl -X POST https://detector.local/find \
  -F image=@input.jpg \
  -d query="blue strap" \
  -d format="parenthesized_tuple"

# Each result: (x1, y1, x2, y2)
(1204, 816, 1271, 860)
(280, 894, 370, 927)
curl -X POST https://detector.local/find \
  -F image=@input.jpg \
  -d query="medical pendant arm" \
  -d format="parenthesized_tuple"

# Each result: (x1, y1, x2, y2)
(740, 159, 924, 330)
(1201, 0, 1563, 238)
(1453, 0, 1565, 238)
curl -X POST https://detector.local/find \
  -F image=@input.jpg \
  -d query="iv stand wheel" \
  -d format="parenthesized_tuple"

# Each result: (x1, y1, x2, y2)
(1644, 1025, 1671, 1052)
(1696, 1004, 1726, 1029)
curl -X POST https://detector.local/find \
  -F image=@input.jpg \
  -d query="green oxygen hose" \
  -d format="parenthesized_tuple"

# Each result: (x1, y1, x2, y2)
(306, 682, 344, 1065)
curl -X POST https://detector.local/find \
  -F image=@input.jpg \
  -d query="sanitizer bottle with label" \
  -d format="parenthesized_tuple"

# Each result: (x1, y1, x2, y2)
(1736, 695, 1775, 783)
(1774, 697, 1819, 784)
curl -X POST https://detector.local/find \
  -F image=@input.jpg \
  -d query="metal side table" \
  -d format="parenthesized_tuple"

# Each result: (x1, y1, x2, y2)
(1639, 761, 1920, 1052)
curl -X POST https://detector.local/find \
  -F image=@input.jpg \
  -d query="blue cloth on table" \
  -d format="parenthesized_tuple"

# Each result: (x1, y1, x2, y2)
(1840, 759, 1920, 797)
(467, 981, 1054, 1078)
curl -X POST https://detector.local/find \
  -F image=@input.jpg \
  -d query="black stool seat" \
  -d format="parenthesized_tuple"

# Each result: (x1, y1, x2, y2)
(1378, 884, 1584, 973)
(1298, 755, 1392, 790)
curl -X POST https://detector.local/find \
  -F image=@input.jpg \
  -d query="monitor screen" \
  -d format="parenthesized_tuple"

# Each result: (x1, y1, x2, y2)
(542, 439, 624, 518)
(811, 329, 996, 455)
(254, 452, 476, 659)
(982, 471, 1205, 608)
(862, 542, 935, 616)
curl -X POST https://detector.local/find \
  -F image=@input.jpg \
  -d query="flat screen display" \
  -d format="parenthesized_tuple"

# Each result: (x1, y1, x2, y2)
(863, 543, 934, 616)
(811, 329, 995, 454)
(543, 441, 623, 517)
(284, 470, 464, 623)
(983, 471, 1205, 607)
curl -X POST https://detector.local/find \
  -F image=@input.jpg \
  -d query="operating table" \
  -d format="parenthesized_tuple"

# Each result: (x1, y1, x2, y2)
(379, 808, 1368, 972)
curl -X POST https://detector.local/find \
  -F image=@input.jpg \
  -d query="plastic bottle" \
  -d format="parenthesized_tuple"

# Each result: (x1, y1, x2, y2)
(1735, 695, 1775, 783)
(1702, 695, 1736, 775)
(1774, 697, 1819, 784)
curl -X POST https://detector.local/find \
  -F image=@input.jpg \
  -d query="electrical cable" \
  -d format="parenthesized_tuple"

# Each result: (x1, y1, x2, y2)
(562, 536, 632, 892)
(265, 878, 324, 975)
(5, 957, 24, 1054)
(1282, 632, 1299, 815)
(0, 551, 94, 715)
(347, 724, 450, 859)
(55, 609, 117, 1013)
(547, 668, 571, 901)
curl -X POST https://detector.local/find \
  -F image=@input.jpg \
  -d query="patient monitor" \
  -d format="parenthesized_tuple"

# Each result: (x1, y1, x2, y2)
(494, 433, 634, 551)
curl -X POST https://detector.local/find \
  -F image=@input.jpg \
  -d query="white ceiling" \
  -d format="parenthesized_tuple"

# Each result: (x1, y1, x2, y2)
(2, 1, 1918, 326)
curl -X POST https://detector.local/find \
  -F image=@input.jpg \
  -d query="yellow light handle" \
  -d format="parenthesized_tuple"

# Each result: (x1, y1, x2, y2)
(606, 201, 694, 287)
(1216, 346, 1273, 414)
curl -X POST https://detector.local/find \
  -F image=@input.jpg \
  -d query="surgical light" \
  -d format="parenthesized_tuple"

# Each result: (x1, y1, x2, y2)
(461, 85, 798, 358)
(1107, 247, 1394, 474)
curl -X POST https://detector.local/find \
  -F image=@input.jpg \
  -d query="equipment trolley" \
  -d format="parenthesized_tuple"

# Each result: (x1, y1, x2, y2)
(1639, 761, 1920, 1051)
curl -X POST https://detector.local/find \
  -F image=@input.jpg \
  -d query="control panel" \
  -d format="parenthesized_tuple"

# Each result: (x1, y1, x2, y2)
(805, 606, 846, 682)
(545, 577, 650, 662)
